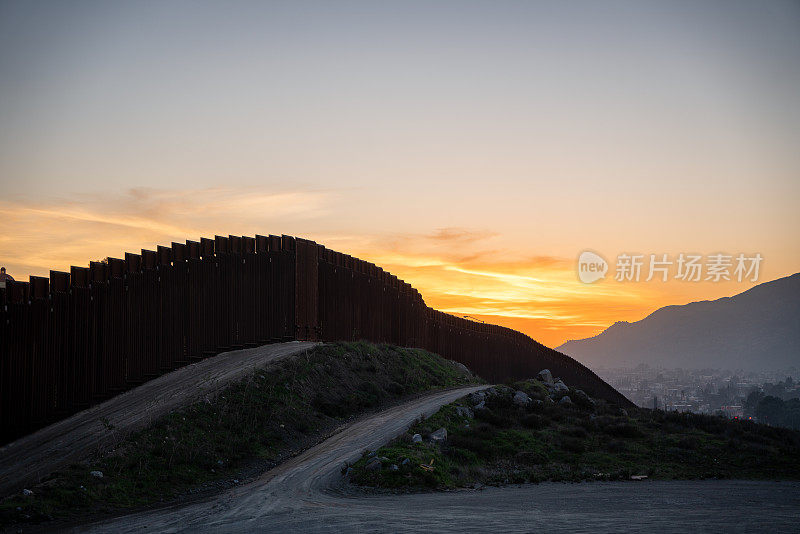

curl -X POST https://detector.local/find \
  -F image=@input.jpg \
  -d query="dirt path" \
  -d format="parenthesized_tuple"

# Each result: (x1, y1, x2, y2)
(77, 385, 487, 533)
(0, 341, 317, 495)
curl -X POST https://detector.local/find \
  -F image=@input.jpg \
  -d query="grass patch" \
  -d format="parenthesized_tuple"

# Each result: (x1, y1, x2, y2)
(0, 342, 479, 528)
(349, 380, 800, 490)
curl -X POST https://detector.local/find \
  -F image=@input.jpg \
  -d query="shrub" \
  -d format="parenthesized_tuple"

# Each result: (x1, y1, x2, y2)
(676, 436, 701, 450)
(449, 434, 495, 460)
(475, 409, 514, 428)
(559, 436, 586, 454)
(603, 422, 642, 439)
(521, 414, 547, 430)
(562, 426, 588, 439)
(605, 440, 627, 452)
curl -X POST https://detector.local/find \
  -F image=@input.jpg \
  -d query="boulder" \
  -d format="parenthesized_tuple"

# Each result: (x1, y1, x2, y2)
(22, 489, 33, 497)
(552, 380, 569, 393)
(537, 369, 554, 385)
(468, 391, 486, 406)
(389, 464, 399, 472)
(455, 406, 474, 418)
(451, 361, 472, 376)
(90, 471, 103, 479)
(365, 458, 382, 471)
(430, 427, 448, 443)
(401, 458, 410, 466)
(573, 389, 596, 407)
(474, 400, 487, 410)
(411, 433, 423, 443)
(559, 395, 573, 405)
(513, 390, 531, 406)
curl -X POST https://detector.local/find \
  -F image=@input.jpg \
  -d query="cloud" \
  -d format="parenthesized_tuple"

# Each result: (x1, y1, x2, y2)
(0, 186, 331, 274)
(425, 227, 498, 243)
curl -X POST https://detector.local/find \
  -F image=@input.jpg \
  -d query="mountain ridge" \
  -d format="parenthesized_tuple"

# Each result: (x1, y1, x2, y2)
(557, 273, 800, 371)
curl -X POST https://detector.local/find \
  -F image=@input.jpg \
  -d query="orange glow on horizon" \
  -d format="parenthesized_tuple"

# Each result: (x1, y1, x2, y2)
(1, 192, 791, 349)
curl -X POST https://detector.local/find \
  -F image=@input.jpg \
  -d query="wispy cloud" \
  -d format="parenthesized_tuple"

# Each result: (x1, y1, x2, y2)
(0, 186, 331, 273)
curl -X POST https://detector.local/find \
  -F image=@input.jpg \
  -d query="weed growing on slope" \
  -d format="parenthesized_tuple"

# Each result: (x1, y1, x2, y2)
(350, 380, 800, 491)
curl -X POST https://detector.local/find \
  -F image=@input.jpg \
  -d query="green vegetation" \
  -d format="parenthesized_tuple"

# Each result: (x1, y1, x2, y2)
(0, 342, 477, 527)
(744, 389, 800, 430)
(350, 381, 800, 490)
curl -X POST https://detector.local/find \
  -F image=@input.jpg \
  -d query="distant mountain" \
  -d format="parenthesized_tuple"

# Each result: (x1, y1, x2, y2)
(557, 273, 800, 371)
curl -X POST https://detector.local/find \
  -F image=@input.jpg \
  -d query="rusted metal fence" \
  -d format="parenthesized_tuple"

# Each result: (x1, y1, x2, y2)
(0, 234, 629, 445)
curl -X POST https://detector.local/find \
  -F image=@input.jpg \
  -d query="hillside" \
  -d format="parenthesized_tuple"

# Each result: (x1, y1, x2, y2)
(0, 342, 478, 528)
(557, 273, 800, 370)
(350, 379, 800, 489)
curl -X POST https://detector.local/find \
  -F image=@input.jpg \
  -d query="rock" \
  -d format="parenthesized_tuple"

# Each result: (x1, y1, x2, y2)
(531, 399, 544, 409)
(90, 471, 103, 479)
(365, 458, 382, 471)
(537, 369, 554, 385)
(368, 451, 377, 458)
(389, 464, 399, 472)
(455, 406, 474, 418)
(559, 395, 573, 405)
(468, 391, 486, 406)
(474, 400, 487, 410)
(552, 380, 569, 393)
(22, 489, 33, 497)
(630, 475, 648, 481)
(451, 361, 472, 376)
(430, 427, 448, 443)
(378, 456, 390, 463)
(401, 458, 410, 466)
(573, 389, 596, 407)
(513, 390, 531, 406)
(411, 433, 423, 443)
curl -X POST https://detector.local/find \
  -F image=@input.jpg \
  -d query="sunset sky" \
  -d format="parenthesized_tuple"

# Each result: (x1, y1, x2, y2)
(1, 1, 798, 348)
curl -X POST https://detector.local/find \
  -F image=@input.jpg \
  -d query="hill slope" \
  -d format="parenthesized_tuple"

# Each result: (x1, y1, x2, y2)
(0, 342, 478, 528)
(557, 273, 800, 370)
(351, 381, 800, 489)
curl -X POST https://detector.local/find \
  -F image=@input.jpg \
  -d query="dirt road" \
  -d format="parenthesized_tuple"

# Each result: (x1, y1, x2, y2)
(0, 341, 317, 495)
(78, 385, 487, 533)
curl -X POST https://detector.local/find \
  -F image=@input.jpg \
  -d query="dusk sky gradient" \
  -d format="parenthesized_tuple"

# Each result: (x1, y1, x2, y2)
(1, 0, 798, 347)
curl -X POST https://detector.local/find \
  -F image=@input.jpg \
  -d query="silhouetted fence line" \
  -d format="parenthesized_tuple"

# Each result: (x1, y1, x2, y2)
(0, 234, 630, 445)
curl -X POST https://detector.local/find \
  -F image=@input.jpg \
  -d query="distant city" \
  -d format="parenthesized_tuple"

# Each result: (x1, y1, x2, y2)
(596, 365, 800, 426)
